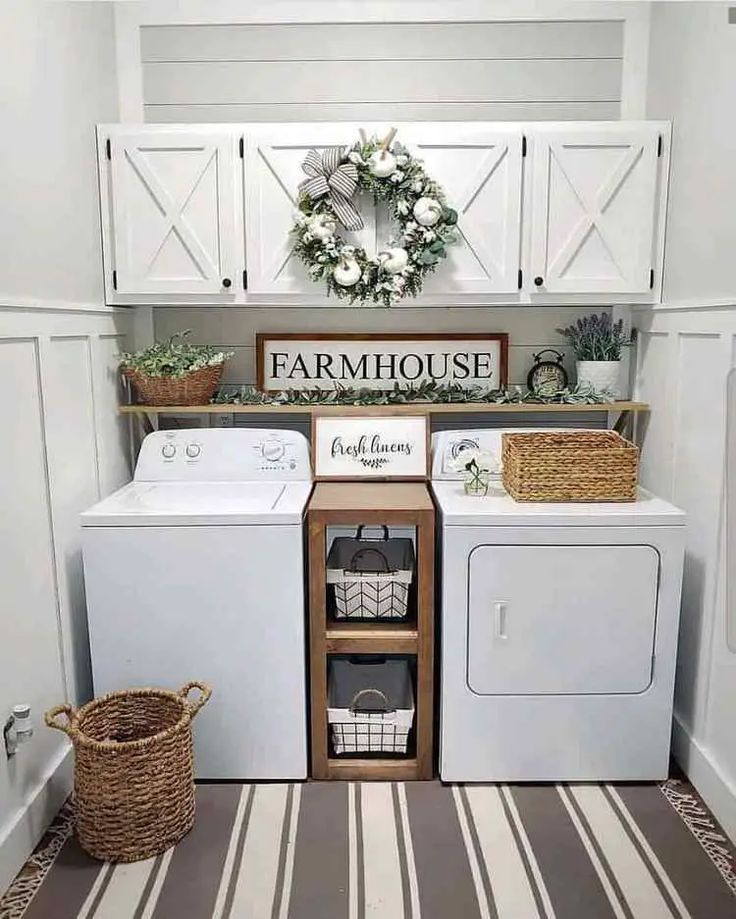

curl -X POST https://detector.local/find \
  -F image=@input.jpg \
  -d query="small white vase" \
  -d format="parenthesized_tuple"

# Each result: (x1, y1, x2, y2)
(576, 360, 621, 399)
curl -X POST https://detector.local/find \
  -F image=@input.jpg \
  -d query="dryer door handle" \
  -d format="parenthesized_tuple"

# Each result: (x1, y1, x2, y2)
(494, 602, 509, 640)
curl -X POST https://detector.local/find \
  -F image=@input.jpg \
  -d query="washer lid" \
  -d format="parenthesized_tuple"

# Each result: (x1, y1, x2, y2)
(80, 481, 313, 526)
(431, 482, 686, 527)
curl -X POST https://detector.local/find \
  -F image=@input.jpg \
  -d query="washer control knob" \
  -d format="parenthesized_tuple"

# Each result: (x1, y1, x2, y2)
(261, 441, 285, 462)
(185, 443, 201, 458)
(161, 443, 176, 459)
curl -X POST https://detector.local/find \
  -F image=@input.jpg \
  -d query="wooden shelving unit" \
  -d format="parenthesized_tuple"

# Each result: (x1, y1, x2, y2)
(307, 482, 435, 781)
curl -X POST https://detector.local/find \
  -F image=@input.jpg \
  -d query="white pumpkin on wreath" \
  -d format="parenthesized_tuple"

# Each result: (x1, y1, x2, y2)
(291, 128, 458, 307)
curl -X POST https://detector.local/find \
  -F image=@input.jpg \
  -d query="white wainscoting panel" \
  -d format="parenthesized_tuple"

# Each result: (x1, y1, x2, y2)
(0, 307, 133, 896)
(634, 304, 736, 840)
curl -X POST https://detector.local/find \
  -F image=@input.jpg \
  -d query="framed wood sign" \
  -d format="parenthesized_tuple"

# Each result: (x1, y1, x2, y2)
(311, 414, 429, 481)
(257, 332, 508, 392)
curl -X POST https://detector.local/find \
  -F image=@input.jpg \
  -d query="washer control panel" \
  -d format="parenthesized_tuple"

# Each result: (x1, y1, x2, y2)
(136, 429, 311, 482)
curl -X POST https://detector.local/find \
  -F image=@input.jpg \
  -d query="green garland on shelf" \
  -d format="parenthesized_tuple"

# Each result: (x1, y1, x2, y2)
(211, 381, 615, 407)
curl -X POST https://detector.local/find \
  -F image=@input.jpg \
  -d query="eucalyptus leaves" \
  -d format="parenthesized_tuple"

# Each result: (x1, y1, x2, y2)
(119, 332, 232, 378)
(213, 381, 614, 407)
(292, 130, 458, 307)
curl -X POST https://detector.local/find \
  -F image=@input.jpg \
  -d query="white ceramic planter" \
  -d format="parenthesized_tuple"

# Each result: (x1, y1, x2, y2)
(576, 360, 622, 399)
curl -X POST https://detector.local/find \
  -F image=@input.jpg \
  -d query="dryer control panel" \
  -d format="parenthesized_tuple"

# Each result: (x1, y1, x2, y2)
(135, 429, 311, 482)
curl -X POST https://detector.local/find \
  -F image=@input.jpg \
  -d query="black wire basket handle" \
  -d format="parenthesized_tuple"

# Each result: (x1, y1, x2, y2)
(349, 688, 395, 715)
(355, 524, 390, 542)
(347, 546, 395, 574)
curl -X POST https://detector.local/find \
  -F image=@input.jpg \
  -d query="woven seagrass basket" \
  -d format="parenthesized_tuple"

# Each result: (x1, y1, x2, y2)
(45, 682, 211, 862)
(502, 430, 638, 503)
(122, 363, 224, 406)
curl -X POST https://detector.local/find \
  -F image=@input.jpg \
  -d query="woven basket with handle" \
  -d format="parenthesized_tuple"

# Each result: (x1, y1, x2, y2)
(502, 430, 639, 503)
(123, 363, 224, 406)
(46, 682, 211, 862)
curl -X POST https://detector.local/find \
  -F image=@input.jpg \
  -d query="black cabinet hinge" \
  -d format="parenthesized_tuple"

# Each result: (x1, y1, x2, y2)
(649, 268, 655, 290)
(242, 269, 248, 290)
(522, 135, 527, 157)
(517, 268, 523, 289)
(657, 135, 663, 157)
(239, 137, 244, 158)
(105, 138, 111, 160)
(112, 269, 118, 290)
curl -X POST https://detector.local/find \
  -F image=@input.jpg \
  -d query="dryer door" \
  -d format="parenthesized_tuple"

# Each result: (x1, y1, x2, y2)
(467, 544, 658, 695)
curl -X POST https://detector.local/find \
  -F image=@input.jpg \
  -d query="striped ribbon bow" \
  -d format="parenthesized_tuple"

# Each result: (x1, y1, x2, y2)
(299, 147, 364, 231)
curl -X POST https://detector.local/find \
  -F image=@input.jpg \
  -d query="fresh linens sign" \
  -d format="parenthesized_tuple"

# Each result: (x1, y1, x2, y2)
(257, 333, 508, 392)
(312, 415, 429, 480)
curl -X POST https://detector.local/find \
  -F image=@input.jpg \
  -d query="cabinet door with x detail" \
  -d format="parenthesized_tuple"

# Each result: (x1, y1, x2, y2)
(529, 125, 663, 294)
(107, 130, 239, 297)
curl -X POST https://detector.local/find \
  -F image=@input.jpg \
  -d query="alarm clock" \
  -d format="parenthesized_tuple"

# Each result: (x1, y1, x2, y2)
(527, 349, 568, 395)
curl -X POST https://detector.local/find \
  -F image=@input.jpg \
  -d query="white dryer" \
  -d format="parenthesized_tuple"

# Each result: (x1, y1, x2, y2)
(432, 429, 686, 782)
(81, 428, 312, 780)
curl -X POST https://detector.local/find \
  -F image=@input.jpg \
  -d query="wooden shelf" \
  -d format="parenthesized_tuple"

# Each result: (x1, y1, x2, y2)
(120, 401, 649, 416)
(326, 757, 420, 781)
(308, 482, 435, 781)
(326, 619, 418, 654)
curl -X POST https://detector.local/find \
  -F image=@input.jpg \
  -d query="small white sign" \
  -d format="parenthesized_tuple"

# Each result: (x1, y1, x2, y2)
(312, 415, 429, 480)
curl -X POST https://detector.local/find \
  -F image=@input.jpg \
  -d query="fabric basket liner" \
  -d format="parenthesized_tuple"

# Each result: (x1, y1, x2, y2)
(326, 527, 415, 585)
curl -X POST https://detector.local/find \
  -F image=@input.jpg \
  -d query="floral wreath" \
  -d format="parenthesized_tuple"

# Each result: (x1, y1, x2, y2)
(291, 128, 458, 307)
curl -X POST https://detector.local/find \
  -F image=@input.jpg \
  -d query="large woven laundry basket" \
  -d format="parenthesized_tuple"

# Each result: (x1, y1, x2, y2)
(45, 681, 211, 862)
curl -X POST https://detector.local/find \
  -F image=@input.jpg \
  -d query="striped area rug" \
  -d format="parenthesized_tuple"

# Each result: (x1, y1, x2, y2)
(2, 781, 735, 919)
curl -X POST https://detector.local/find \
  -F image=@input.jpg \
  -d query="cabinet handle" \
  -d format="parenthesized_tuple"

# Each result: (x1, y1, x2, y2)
(534, 276, 544, 287)
(494, 602, 508, 640)
(222, 277, 232, 288)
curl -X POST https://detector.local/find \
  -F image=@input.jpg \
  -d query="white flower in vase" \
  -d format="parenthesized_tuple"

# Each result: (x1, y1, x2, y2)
(449, 448, 501, 496)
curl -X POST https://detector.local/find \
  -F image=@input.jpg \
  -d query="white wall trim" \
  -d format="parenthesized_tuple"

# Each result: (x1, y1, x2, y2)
(114, 3, 145, 121)
(0, 296, 127, 316)
(634, 299, 736, 314)
(672, 714, 736, 844)
(128, 1, 644, 25)
(0, 746, 72, 897)
(620, 1, 651, 119)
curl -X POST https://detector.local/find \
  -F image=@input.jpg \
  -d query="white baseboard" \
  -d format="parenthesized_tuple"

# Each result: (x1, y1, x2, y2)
(672, 715, 736, 843)
(0, 745, 73, 897)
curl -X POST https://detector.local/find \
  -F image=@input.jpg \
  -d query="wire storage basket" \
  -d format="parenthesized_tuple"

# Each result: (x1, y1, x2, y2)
(45, 681, 211, 862)
(326, 526, 415, 620)
(502, 430, 639, 502)
(328, 659, 415, 755)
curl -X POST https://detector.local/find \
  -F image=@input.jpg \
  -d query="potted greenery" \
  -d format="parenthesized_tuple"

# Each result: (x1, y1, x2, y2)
(556, 313, 630, 399)
(120, 332, 233, 406)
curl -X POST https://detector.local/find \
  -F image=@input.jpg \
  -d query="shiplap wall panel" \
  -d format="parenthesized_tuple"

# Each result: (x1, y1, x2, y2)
(145, 101, 621, 123)
(141, 21, 623, 62)
(154, 306, 598, 388)
(144, 59, 621, 106)
(141, 19, 622, 123)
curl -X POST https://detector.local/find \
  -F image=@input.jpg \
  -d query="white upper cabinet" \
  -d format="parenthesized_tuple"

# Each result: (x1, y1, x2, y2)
(528, 124, 665, 294)
(98, 121, 669, 306)
(244, 124, 523, 299)
(100, 127, 241, 300)
(244, 125, 377, 298)
(389, 126, 524, 296)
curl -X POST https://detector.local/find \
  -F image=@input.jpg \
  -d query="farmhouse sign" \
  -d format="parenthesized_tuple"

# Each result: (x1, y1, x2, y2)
(312, 415, 429, 480)
(256, 333, 508, 392)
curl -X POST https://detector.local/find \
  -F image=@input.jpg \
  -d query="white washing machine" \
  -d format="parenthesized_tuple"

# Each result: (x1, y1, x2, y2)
(432, 428, 686, 782)
(80, 428, 312, 780)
